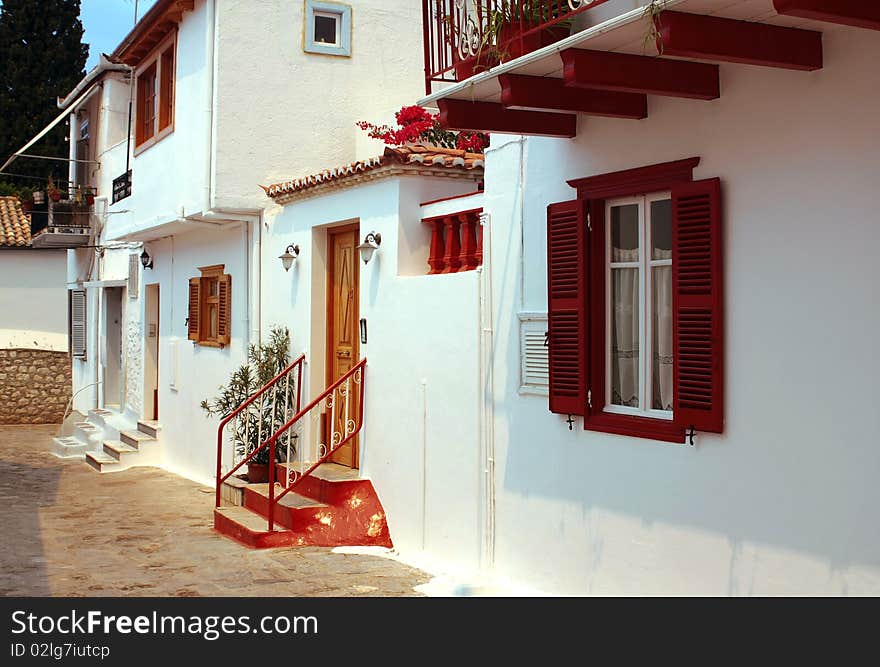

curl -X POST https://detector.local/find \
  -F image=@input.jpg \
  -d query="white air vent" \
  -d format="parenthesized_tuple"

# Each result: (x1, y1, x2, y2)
(128, 254, 139, 299)
(519, 312, 549, 395)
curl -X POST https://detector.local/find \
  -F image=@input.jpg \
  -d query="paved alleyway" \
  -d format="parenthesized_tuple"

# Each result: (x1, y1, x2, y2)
(0, 425, 429, 597)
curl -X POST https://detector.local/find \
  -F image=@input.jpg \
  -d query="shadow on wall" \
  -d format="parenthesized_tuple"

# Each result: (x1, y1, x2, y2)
(0, 448, 63, 596)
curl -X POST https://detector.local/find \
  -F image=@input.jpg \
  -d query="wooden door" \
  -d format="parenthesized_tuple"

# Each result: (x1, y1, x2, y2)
(326, 225, 360, 468)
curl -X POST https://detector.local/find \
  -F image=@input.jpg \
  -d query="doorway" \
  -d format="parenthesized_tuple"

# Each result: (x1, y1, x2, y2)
(326, 224, 360, 469)
(144, 284, 160, 421)
(103, 287, 124, 410)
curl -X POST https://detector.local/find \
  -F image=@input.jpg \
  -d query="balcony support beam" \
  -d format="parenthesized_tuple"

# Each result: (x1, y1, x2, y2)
(656, 11, 823, 71)
(499, 74, 647, 119)
(438, 100, 577, 138)
(773, 0, 880, 31)
(562, 49, 720, 101)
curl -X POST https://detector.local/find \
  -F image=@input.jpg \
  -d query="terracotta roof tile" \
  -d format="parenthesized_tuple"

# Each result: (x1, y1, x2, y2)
(0, 196, 31, 247)
(263, 144, 484, 201)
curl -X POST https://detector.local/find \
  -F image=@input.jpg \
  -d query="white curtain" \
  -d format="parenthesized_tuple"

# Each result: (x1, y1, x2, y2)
(652, 261, 674, 411)
(611, 257, 639, 407)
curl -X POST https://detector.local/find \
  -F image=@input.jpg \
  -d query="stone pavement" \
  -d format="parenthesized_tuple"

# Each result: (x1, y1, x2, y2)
(0, 425, 429, 597)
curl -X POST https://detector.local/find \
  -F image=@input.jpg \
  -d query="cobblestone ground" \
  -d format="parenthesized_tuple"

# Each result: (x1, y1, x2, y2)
(0, 425, 429, 597)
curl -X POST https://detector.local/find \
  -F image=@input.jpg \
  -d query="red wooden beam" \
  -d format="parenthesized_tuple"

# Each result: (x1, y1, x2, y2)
(438, 99, 577, 138)
(656, 11, 823, 71)
(499, 74, 647, 119)
(562, 49, 719, 100)
(773, 0, 880, 31)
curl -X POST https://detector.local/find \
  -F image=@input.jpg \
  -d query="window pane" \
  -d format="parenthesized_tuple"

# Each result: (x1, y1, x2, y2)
(610, 267, 639, 408)
(314, 14, 338, 45)
(209, 279, 219, 297)
(651, 199, 672, 261)
(611, 204, 639, 263)
(652, 266, 673, 411)
(209, 304, 218, 338)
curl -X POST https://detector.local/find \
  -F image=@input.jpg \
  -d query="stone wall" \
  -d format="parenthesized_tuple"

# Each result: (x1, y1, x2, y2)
(0, 349, 71, 424)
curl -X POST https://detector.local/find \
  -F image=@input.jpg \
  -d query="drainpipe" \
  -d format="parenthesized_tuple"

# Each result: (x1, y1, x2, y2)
(204, 0, 217, 213)
(477, 210, 496, 572)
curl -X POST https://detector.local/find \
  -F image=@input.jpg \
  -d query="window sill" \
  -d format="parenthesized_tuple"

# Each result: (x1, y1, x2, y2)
(193, 340, 226, 349)
(134, 125, 174, 157)
(585, 411, 685, 444)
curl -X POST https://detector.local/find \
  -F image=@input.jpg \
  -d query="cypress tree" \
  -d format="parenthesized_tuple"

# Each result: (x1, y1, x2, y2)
(0, 0, 89, 195)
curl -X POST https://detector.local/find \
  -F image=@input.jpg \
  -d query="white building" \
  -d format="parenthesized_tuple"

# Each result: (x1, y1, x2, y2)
(52, 0, 428, 479)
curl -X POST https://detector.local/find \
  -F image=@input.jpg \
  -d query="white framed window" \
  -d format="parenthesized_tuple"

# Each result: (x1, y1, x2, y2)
(304, 0, 351, 57)
(605, 192, 674, 420)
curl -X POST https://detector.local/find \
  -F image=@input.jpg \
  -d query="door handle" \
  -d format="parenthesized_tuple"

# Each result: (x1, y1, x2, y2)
(338, 350, 351, 358)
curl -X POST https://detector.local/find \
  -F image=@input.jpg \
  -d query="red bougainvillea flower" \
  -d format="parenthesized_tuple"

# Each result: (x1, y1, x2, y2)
(358, 106, 488, 153)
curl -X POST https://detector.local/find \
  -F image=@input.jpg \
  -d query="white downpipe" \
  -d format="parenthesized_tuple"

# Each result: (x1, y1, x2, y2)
(477, 210, 496, 572)
(204, 0, 217, 213)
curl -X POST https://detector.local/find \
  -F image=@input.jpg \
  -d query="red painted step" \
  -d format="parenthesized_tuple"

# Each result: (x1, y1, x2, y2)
(213, 463, 392, 549)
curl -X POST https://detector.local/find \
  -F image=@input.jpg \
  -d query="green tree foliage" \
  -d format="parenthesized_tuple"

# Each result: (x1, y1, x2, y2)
(0, 0, 89, 193)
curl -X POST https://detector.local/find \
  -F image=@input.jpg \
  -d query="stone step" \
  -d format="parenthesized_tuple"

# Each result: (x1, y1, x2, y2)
(85, 451, 120, 473)
(136, 420, 161, 439)
(221, 476, 249, 507)
(103, 440, 138, 462)
(49, 436, 91, 459)
(120, 429, 156, 449)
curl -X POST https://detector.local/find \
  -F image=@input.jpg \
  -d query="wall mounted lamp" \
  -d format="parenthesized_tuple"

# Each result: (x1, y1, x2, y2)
(140, 248, 153, 270)
(279, 244, 300, 272)
(357, 232, 382, 265)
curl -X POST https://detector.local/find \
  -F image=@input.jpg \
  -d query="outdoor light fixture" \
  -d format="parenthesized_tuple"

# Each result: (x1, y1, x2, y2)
(357, 232, 381, 265)
(279, 244, 300, 272)
(140, 249, 153, 270)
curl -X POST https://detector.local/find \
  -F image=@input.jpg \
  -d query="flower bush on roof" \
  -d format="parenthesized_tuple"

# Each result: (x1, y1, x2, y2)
(357, 105, 488, 153)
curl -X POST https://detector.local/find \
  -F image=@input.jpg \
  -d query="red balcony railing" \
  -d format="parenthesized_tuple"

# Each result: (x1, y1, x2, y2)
(424, 208, 483, 274)
(422, 0, 613, 94)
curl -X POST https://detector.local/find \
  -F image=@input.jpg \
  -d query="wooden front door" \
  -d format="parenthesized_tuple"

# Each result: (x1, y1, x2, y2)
(326, 225, 360, 468)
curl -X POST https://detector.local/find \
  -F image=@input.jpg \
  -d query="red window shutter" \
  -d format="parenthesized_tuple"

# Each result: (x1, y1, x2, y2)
(188, 278, 201, 341)
(546, 199, 587, 415)
(217, 274, 232, 347)
(672, 178, 723, 433)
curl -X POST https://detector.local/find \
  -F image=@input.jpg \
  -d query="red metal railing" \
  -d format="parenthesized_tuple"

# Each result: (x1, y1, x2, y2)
(424, 208, 483, 274)
(422, 0, 613, 94)
(214, 354, 306, 507)
(264, 359, 367, 530)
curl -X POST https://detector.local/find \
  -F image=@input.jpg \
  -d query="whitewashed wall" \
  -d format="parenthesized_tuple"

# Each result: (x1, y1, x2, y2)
(142, 227, 250, 485)
(0, 249, 68, 351)
(213, 0, 426, 210)
(107, 0, 213, 239)
(483, 26, 880, 594)
(262, 175, 484, 570)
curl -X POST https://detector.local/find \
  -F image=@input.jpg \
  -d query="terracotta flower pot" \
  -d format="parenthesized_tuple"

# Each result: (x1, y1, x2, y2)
(453, 49, 500, 81)
(85, 194, 95, 206)
(49, 191, 61, 202)
(20, 200, 33, 214)
(247, 463, 269, 484)
(498, 22, 569, 60)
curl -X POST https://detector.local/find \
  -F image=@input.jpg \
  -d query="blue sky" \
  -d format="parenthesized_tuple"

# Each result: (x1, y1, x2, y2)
(82, 0, 159, 68)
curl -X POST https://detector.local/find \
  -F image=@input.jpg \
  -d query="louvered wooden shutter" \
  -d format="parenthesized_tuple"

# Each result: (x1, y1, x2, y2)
(217, 274, 231, 347)
(128, 254, 140, 300)
(672, 178, 723, 433)
(546, 200, 587, 415)
(188, 278, 201, 341)
(70, 289, 87, 359)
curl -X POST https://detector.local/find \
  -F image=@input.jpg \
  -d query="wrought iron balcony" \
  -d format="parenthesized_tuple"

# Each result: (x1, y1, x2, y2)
(421, 0, 612, 93)
(30, 198, 93, 249)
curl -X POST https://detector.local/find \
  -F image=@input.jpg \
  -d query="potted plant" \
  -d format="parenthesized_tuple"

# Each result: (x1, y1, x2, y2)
(47, 177, 62, 202)
(84, 187, 95, 206)
(17, 190, 34, 214)
(201, 326, 298, 484)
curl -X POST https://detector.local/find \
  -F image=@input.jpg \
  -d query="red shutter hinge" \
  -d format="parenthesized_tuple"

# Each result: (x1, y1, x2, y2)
(585, 210, 592, 232)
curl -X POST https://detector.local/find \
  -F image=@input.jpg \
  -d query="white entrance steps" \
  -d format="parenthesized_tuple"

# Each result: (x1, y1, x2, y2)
(85, 421, 163, 473)
(50, 406, 136, 460)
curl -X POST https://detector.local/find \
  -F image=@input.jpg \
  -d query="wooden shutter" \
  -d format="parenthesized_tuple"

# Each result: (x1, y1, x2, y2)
(128, 254, 140, 300)
(546, 200, 587, 415)
(217, 274, 231, 347)
(672, 178, 723, 433)
(188, 278, 201, 341)
(70, 289, 87, 359)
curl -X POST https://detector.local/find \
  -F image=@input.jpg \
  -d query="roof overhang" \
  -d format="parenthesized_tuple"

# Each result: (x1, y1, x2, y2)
(420, 0, 868, 138)
(113, 0, 194, 67)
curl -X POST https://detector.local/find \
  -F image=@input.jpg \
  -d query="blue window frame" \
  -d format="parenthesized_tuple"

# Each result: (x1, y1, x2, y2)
(304, 0, 351, 57)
